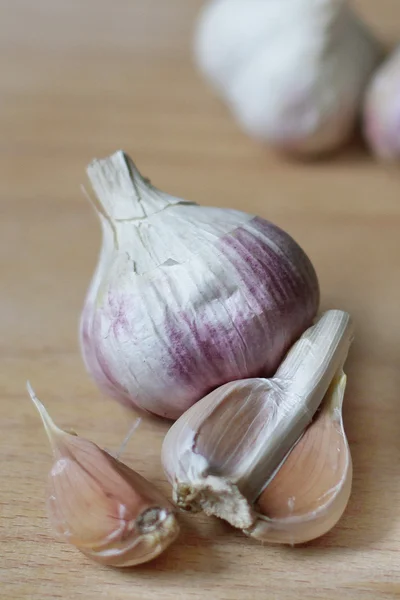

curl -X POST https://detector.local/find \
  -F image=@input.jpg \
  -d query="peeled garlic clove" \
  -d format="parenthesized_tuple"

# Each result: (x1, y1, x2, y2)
(28, 383, 179, 567)
(249, 371, 352, 544)
(363, 45, 400, 161)
(80, 150, 319, 419)
(162, 310, 354, 540)
(195, 0, 382, 156)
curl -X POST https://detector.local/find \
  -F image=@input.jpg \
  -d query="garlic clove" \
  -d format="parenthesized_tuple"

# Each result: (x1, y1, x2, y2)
(28, 383, 179, 567)
(248, 370, 352, 544)
(163, 378, 275, 528)
(363, 45, 400, 161)
(194, 0, 382, 156)
(162, 310, 354, 538)
(80, 150, 319, 419)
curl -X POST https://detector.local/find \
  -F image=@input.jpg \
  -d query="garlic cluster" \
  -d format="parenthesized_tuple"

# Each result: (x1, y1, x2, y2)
(363, 45, 400, 161)
(28, 383, 179, 566)
(194, 0, 382, 156)
(161, 310, 354, 544)
(80, 150, 319, 420)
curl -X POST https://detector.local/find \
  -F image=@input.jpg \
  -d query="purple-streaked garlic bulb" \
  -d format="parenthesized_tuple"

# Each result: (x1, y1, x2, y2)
(80, 150, 319, 419)
(363, 45, 400, 161)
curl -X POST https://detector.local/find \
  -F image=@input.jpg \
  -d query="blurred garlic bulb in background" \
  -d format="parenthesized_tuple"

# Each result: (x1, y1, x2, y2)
(28, 383, 179, 566)
(194, 0, 382, 156)
(162, 310, 354, 544)
(80, 151, 319, 420)
(363, 44, 400, 161)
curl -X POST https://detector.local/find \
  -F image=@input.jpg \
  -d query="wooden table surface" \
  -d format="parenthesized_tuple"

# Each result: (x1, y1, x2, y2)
(1, 1, 400, 598)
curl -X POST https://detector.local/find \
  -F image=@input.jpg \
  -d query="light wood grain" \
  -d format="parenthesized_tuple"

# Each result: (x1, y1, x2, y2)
(1, 1, 400, 598)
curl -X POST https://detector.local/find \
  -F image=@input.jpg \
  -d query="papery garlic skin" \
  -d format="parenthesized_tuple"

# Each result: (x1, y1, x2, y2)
(195, 0, 382, 156)
(161, 310, 354, 541)
(80, 151, 319, 419)
(80, 212, 133, 406)
(46, 440, 179, 567)
(363, 45, 400, 161)
(28, 384, 179, 567)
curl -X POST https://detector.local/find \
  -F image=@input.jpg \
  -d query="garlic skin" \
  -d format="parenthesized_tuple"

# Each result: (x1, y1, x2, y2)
(195, 0, 382, 156)
(363, 45, 400, 161)
(80, 150, 319, 419)
(161, 310, 354, 542)
(249, 371, 352, 544)
(28, 383, 179, 567)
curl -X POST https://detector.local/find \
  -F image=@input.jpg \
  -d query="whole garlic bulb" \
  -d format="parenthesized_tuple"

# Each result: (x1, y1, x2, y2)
(363, 45, 400, 161)
(80, 150, 319, 420)
(195, 0, 382, 156)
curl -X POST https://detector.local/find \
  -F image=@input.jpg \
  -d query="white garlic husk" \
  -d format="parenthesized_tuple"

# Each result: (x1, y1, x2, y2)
(194, 0, 382, 156)
(161, 310, 354, 543)
(363, 45, 400, 161)
(80, 150, 319, 420)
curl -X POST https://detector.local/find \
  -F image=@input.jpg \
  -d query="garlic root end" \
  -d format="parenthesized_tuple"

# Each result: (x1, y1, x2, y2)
(174, 476, 255, 530)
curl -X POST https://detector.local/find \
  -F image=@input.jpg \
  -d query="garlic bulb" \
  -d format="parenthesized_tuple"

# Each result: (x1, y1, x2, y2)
(363, 45, 400, 161)
(195, 0, 382, 156)
(28, 383, 179, 566)
(161, 310, 354, 543)
(80, 150, 319, 419)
